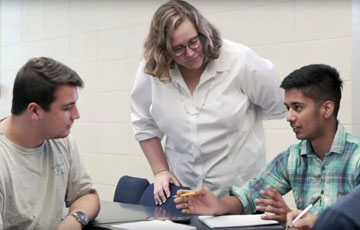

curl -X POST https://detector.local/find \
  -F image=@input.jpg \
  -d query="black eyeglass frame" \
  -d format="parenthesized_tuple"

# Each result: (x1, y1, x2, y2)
(171, 36, 202, 57)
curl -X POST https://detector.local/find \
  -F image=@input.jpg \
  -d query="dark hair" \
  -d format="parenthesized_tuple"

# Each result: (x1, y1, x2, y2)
(11, 57, 84, 115)
(144, 0, 222, 82)
(280, 64, 343, 118)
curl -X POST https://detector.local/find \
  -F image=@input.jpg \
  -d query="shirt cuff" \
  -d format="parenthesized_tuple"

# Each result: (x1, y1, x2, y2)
(230, 185, 255, 214)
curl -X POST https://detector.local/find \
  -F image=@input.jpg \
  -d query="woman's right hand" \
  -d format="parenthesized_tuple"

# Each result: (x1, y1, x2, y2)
(153, 170, 180, 205)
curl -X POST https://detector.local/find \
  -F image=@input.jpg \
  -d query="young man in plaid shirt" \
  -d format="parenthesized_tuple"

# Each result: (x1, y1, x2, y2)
(174, 64, 360, 223)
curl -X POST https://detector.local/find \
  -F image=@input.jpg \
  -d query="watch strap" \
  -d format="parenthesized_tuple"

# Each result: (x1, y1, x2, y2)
(69, 211, 88, 227)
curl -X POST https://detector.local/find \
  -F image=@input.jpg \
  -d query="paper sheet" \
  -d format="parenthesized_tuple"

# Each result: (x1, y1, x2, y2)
(111, 220, 196, 230)
(198, 214, 279, 229)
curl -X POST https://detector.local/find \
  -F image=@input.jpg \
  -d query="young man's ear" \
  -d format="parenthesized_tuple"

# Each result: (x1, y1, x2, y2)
(27, 103, 43, 120)
(321, 100, 335, 119)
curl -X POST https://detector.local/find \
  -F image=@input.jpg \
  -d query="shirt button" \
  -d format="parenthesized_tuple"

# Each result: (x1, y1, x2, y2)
(321, 191, 324, 195)
(321, 166, 325, 170)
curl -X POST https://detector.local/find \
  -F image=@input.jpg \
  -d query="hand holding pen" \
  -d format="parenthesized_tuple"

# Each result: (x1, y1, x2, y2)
(173, 191, 197, 198)
(174, 187, 222, 215)
(285, 196, 321, 230)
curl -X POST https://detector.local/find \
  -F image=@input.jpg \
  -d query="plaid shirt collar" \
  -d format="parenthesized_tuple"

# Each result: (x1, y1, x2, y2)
(300, 121, 344, 157)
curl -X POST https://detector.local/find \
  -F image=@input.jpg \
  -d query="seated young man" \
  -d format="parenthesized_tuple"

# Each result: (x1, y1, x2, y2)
(0, 57, 100, 230)
(174, 64, 360, 223)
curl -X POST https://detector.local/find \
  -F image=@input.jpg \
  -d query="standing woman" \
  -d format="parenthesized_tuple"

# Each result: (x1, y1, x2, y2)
(131, 0, 286, 205)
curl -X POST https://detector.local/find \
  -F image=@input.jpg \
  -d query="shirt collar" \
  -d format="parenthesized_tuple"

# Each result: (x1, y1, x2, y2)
(201, 39, 232, 80)
(328, 121, 346, 154)
(300, 121, 345, 156)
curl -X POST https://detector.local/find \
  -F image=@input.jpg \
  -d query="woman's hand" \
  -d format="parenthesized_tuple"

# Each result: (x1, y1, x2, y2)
(153, 170, 180, 205)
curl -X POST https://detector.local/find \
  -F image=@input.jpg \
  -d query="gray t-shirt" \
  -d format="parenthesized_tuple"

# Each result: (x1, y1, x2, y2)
(0, 132, 96, 230)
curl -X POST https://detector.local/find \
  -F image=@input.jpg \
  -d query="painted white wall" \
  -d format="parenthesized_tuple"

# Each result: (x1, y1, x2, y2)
(353, 0, 360, 136)
(0, 0, 353, 208)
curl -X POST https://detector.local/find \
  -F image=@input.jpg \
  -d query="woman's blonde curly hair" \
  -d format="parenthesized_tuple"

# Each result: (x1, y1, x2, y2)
(143, 0, 222, 82)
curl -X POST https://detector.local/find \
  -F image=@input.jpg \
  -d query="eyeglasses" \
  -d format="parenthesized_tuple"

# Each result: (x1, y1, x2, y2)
(172, 36, 201, 57)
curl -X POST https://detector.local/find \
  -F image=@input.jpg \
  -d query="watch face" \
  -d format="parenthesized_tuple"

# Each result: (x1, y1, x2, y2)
(74, 211, 89, 225)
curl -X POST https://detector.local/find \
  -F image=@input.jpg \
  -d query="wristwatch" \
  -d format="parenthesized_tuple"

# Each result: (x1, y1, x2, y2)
(69, 211, 89, 227)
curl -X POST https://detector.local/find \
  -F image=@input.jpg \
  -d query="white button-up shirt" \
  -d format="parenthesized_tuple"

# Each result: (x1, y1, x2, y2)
(131, 39, 286, 197)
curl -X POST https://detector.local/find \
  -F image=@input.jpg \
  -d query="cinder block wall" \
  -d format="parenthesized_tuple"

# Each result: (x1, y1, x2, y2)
(0, 0, 352, 206)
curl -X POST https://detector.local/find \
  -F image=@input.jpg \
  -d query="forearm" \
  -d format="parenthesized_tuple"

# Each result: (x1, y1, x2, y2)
(139, 137, 169, 174)
(216, 196, 243, 215)
(69, 191, 100, 221)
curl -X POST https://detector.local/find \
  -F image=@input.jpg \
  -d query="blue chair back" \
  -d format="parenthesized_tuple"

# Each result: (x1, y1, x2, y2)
(113, 175, 149, 204)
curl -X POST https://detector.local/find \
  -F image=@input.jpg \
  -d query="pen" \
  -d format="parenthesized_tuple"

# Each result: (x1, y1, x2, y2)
(287, 196, 321, 229)
(173, 191, 196, 198)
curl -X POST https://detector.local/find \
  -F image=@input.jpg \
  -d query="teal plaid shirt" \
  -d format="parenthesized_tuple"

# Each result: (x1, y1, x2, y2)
(230, 123, 360, 215)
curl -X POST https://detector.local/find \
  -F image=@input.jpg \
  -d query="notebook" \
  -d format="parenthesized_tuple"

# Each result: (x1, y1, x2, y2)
(198, 214, 279, 229)
(111, 220, 196, 230)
